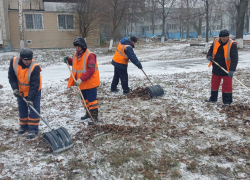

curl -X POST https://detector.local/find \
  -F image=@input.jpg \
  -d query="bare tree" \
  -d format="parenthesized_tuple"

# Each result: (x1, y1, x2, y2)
(192, 10, 203, 37)
(180, 0, 204, 39)
(234, 0, 248, 48)
(19, 0, 24, 48)
(144, 0, 158, 36)
(246, 2, 249, 33)
(101, 0, 132, 51)
(235, 0, 248, 38)
(73, 0, 102, 39)
(122, 0, 146, 37)
(156, 0, 177, 43)
(202, 0, 209, 42)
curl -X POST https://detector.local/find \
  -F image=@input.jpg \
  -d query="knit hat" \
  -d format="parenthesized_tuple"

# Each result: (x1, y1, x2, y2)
(130, 36, 137, 43)
(20, 48, 33, 60)
(219, 29, 229, 37)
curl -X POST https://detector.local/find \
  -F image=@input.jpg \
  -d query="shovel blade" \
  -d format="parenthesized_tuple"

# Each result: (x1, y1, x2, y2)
(146, 84, 164, 98)
(43, 127, 74, 153)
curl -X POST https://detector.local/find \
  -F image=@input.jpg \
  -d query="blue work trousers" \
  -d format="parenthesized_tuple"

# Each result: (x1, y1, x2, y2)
(111, 67, 129, 92)
(17, 90, 41, 134)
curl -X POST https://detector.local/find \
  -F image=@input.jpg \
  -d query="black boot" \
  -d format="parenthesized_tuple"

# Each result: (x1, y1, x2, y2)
(205, 90, 218, 103)
(123, 88, 130, 95)
(111, 89, 120, 93)
(222, 92, 232, 105)
(88, 109, 98, 125)
(81, 108, 90, 120)
(81, 113, 90, 120)
(18, 127, 27, 134)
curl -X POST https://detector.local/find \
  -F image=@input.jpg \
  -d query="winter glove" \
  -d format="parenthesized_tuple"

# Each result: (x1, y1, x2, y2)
(63, 57, 68, 63)
(13, 89, 20, 97)
(228, 70, 234, 78)
(74, 78, 82, 86)
(137, 64, 143, 69)
(26, 101, 33, 107)
(207, 56, 213, 62)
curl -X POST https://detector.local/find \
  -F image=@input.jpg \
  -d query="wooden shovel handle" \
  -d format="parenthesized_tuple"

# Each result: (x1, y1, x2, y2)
(141, 69, 154, 86)
(66, 61, 98, 127)
(212, 60, 250, 93)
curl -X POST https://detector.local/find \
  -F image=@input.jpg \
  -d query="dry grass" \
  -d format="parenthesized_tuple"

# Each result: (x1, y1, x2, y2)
(1, 42, 250, 179)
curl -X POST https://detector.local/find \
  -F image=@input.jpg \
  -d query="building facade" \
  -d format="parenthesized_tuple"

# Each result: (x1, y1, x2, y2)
(0, 0, 100, 50)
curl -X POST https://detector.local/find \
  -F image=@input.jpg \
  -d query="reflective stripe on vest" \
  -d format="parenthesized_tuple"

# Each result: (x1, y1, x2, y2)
(212, 38, 232, 61)
(13, 57, 36, 86)
(211, 38, 219, 59)
(225, 39, 232, 61)
(209, 38, 234, 71)
(115, 43, 128, 58)
(72, 50, 98, 73)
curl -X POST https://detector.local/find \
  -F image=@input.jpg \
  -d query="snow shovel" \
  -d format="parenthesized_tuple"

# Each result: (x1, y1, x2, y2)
(21, 96, 74, 153)
(141, 69, 164, 98)
(212, 60, 250, 93)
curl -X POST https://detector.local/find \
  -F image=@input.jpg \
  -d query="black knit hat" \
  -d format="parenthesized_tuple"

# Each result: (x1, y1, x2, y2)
(219, 29, 229, 37)
(130, 36, 137, 43)
(20, 48, 33, 60)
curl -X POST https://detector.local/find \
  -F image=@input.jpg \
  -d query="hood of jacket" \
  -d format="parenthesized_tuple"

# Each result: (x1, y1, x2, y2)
(120, 38, 135, 48)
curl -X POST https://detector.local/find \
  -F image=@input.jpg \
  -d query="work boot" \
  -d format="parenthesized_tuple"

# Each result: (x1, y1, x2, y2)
(123, 89, 130, 95)
(81, 112, 90, 120)
(88, 109, 98, 125)
(111, 89, 120, 93)
(222, 92, 232, 105)
(205, 90, 218, 103)
(205, 99, 217, 103)
(18, 127, 27, 135)
(26, 132, 37, 139)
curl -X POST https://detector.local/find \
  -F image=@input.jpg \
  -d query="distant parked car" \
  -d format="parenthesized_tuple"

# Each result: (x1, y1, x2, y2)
(243, 33, 250, 40)
(151, 35, 168, 41)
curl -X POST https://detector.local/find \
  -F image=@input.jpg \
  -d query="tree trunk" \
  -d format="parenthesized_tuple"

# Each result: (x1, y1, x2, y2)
(205, 0, 209, 43)
(109, 39, 114, 51)
(236, 0, 248, 39)
(236, 0, 248, 48)
(19, 0, 24, 48)
(161, 4, 165, 43)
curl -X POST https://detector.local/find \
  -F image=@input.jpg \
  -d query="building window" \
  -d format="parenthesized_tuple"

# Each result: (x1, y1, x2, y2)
(58, 14, 74, 30)
(167, 24, 177, 31)
(25, 14, 43, 30)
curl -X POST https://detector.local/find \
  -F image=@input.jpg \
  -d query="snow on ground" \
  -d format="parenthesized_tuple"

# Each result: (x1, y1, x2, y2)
(1, 40, 250, 179)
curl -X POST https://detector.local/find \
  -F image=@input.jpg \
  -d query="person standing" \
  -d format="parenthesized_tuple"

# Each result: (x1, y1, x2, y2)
(8, 48, 42, 139)
(111, 36, 143, 94)
(205, 29, 238, 105)
(64, 37, 100, 125)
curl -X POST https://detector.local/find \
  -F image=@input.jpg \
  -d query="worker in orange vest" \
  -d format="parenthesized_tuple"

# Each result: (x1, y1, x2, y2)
(111, 36, 142, 94)
(205, 29, 238, 105)
(8, 48, 42, 139)
(64, 37, 100, 125)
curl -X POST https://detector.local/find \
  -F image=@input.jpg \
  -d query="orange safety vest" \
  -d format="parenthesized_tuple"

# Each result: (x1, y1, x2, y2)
(208, 37, 234, 71)
(67, 49, 100, 90)
(112, 42, 131, 65)
(13, 57, 42, 97)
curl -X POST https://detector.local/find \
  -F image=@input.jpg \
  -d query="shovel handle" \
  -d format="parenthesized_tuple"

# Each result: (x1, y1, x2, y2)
(66, 61, 98, 127)
(21, 96, 53, 130)
(212, 60, 250, 93)
(141, 69, 154, 86)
